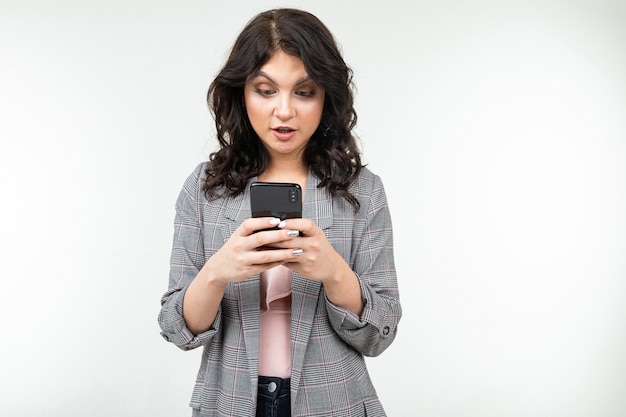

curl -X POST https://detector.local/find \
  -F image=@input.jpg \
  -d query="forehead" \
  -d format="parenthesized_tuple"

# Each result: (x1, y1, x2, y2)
(252, 50, 309, 82)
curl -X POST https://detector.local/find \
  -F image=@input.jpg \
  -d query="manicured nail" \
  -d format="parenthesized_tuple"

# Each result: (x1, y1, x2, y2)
(286, 230, 300, 237)
(269, 218, 281, 225)
(277, 221, 287, 229)
(292, 249, 303, 256)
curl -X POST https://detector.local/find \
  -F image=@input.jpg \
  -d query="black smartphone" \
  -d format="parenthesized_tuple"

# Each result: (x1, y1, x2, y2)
(250, 182, 302, 240)
(250, 181, 302, 222)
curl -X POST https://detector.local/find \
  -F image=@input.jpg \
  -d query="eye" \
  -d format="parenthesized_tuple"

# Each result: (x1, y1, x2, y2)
(255, 88, 276, 97)
(295, 90, 317, 98)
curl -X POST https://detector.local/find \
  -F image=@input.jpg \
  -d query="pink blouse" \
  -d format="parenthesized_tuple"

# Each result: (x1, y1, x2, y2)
(259, 265, 292, 378)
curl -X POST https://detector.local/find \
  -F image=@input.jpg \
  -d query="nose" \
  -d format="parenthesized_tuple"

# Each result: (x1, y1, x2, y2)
(274, 93, 295, 120)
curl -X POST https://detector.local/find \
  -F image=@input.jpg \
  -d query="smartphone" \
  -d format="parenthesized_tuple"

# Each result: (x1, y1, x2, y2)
(250, 182, 302, 235)
(250, 181, 302, 220)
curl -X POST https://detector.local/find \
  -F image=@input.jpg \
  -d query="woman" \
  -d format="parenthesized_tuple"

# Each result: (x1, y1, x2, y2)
(159, 8, 401, 417)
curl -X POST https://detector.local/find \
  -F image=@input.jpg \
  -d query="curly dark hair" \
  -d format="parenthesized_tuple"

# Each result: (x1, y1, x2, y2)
(203, 8, 363, 210)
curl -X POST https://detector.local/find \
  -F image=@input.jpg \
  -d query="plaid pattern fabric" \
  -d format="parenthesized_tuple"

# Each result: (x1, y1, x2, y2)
(159, 163, 401, 417)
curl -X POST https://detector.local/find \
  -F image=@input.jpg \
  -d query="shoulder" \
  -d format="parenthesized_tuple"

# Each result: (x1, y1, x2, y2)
(349, 167, 387, 199)
(334, 167, 389, 217)
(179, 161, 223, 201)
(176, 162, 212, 212)
(180, 161, 207, 189)
(176, 161, 245, 226)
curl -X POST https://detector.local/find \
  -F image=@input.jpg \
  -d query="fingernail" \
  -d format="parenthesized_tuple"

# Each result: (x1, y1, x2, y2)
(269, 218, 281, 225)
(286, 230, 300, 237)
(292, 249, 303, 256)
(278, 221, 287, 229)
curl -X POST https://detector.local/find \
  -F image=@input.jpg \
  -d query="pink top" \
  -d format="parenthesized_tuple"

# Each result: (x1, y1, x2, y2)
(259, 265, 292, 378)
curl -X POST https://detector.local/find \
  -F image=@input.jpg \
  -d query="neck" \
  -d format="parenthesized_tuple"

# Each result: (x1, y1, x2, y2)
(258, 159, 308, 189)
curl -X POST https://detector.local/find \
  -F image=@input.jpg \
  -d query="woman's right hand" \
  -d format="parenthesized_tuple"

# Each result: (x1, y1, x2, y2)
(183, 217, 301, 334)
(200, 217, 302, 286)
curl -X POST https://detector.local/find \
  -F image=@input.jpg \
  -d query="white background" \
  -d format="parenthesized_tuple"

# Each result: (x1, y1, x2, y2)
(1, 0, 625, 416)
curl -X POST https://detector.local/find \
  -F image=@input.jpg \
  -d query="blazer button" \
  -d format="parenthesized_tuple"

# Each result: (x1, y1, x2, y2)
(382, 326, 390, 336)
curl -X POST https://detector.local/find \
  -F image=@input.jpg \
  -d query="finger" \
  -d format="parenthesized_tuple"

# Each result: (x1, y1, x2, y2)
(251, 247, 300, 265)
(261, 237, 302, 250)
(239, 217, 283, 236)
(249, 228, 300, 250)
(280, 218, 314, 235)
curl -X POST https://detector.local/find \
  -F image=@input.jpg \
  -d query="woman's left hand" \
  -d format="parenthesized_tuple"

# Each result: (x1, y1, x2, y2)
(271, 218, 364, 315)
(270, 218, 341, 282)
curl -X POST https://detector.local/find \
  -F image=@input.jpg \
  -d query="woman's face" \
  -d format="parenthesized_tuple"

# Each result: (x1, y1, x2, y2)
(244, 50, 325, 163)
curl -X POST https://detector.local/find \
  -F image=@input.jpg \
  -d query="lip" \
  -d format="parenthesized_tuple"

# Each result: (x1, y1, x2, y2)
(271, 126, 297, 141)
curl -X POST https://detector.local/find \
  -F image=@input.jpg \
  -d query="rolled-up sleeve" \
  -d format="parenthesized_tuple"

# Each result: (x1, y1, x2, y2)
(158, 164, 221, 351)
(326, 174, 402, 357)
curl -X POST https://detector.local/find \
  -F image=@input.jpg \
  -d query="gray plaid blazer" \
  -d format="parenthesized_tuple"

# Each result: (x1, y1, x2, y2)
(159, 163, 401, 416)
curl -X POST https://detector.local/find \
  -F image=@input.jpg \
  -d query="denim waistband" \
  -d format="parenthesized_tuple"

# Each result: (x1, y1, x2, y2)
(257, 376, 291, 416)
(258, 376, 290, 399)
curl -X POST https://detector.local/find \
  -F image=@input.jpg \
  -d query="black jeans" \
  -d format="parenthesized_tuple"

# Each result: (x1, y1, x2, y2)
(256, 376, 291, 417)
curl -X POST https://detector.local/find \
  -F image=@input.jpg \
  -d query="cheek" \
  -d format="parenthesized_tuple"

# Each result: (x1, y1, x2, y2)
(245, 98, 268, 123)
(312, 96, 325, 121)
(303, 99, 324, 121)
(244, 89, 264, 115)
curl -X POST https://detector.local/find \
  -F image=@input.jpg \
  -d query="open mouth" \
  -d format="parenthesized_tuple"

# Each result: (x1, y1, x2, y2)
(274, 127, 295, 133)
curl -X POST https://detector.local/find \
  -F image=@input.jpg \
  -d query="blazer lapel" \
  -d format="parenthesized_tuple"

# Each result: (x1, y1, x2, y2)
(223, 186, 261, 391)
(290, 173, 333, 391)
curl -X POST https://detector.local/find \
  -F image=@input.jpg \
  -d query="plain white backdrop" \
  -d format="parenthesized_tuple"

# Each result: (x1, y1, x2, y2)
(1, 0, 625, 416)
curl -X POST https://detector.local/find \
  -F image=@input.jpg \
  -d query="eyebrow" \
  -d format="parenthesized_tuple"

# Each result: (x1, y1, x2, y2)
(251, 71, 313, 86)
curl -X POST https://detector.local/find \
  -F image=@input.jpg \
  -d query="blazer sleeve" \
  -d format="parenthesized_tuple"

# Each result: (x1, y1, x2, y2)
(326, 173, 402, 357)
(158, 164, 222, 351)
